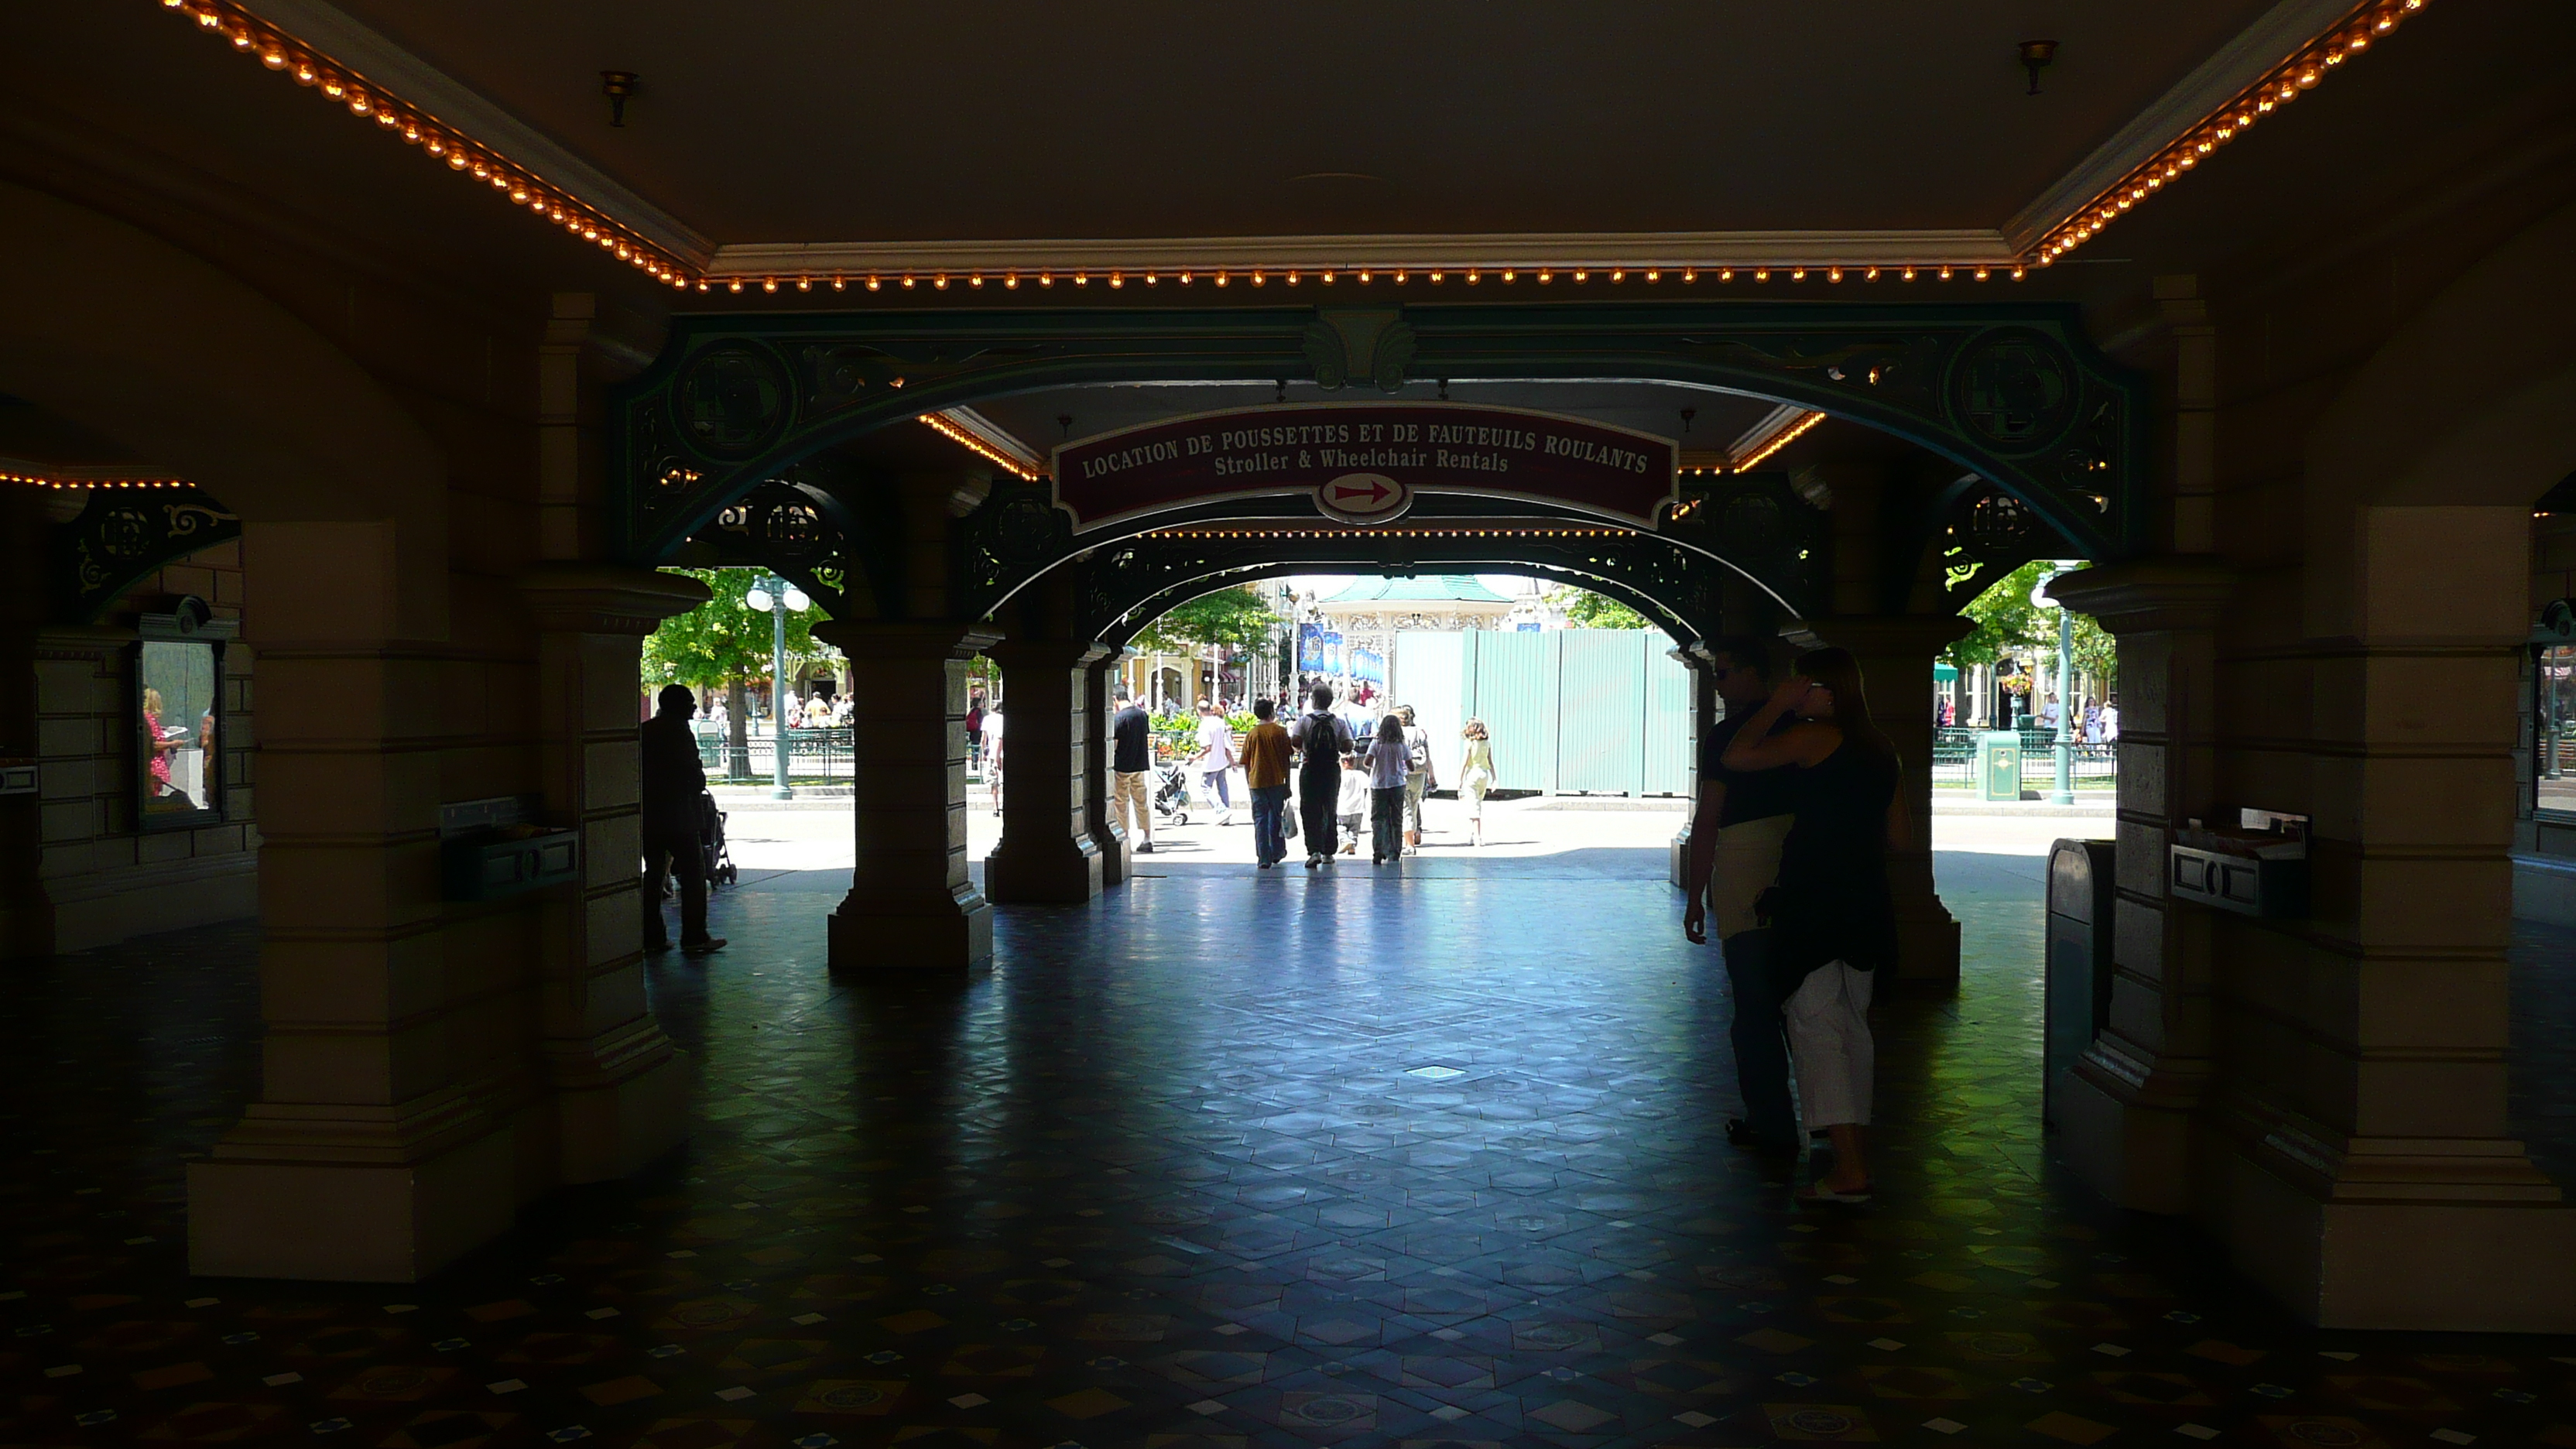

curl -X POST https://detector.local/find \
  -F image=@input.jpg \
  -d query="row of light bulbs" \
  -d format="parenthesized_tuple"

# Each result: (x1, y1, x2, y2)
(158, 0, 2421, 295)
(1, 471, 192, 490)
(920, 414, 1040, 481)
(159, 0, 696, 288)
(2041, 0, 2423, 261)
(715, 262, 2022, 297)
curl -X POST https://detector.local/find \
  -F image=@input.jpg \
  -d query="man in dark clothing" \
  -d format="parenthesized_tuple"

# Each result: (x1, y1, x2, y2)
(642, 683, 726, 956)
(1681, 639, 1797, 1155)
(1109, 687, 1155, 854)
(1289, 683, 1354, 868)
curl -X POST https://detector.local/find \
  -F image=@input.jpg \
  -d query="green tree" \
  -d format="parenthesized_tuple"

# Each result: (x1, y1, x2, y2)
(1945, 560, 2117, 690)
(1549, 585, 1653, 629)
(642, 568, 831, 777)
(1133, 586, 1281, 656)
(640, 567, 824, 689)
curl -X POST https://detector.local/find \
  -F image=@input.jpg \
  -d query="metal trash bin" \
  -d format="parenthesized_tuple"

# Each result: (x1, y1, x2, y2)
(2044, 838, 2117, 1129)
(1975, 731, 2025, 801)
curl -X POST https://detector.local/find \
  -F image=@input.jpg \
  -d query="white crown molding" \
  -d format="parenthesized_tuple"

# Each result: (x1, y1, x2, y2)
(2003, 0, 2363, 250)
(708, 230, 2022, 279)
(238, 0, 715, 265)
(935, 406, 1045, 474)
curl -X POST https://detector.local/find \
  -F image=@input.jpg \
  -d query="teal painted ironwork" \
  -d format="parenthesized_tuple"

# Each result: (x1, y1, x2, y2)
(608, 300, 2147, 577)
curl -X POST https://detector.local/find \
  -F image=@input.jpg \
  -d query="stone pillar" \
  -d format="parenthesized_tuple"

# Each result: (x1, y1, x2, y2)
(1085, 653, 1129, 886)
(2228, 511, 2567, 1330)
(814, 621, 999, 971)
(1669, 646, 1713, 889)
(985, 639, 1108, 903)
(190, 520, 520, 1283)
(1796, 615, 1971, 989)
(2045, 561, 2228, 1214)
(518, 564, 704, 1183)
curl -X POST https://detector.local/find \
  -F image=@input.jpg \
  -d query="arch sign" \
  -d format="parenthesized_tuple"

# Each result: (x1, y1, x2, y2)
(1050, 402, 1677, 533)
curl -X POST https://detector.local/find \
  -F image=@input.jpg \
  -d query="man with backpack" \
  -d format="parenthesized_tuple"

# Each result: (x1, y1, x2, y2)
(1397, 704, 1437, 852)
(1289, 683, 1355, 868)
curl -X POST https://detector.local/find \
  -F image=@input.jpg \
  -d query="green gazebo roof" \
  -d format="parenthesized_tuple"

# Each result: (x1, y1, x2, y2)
(1319, 574, 1510, 604)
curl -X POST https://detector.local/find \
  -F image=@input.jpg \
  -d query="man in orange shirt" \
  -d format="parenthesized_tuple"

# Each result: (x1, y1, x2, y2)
(1238, 697, 1294, 868)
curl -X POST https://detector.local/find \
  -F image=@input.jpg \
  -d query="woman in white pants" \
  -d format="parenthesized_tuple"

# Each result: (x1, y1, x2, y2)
(1719, 647, 1906, 1204)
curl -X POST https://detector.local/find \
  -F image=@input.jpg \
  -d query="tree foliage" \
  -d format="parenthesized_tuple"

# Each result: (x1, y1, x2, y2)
(1133, 586, 1282, 656)
(1550, 585, 1653, 629)
(1945, 561, 2117, 690)
(641, 568, 827, 690)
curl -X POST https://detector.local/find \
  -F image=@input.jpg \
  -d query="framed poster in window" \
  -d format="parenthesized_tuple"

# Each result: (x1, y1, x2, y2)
(135, 598, 235, 831)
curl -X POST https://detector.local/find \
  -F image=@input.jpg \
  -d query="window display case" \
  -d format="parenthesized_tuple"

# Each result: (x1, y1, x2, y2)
(135, 598, 234, 831)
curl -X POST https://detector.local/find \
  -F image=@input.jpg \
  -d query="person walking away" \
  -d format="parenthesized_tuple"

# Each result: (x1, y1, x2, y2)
(1336, 753, 1370, 857)
(964, 689, 986, 771)
(1458, 718, 1496, 848)
(1680, 638, 1800, 1160)
(1111, 687, 1156, 855)
(1365, 713, 1410, 865)
(1290, 685, 1354, 868)
(641, 683, 726, 957)
(980, 701, 1005, 816)
(1193, 701, 1238, 825)
(1397, 705, 1436, 852)
(1241, 698, 1293, 868)
(2097, 696, 2120, 743)
(1721, 648, 1904, 1203)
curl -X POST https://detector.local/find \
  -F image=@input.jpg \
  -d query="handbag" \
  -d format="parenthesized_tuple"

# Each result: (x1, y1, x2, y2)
(1283, 803, 1299, 838)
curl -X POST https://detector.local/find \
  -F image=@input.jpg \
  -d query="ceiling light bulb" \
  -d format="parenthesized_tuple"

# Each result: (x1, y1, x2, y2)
(867, 276, 882, 290)
(796, 276, 811, 291)
(762, 277, 777, 293)
(1828, 266, 1843, 283)
(1683, 269, 1697, 283)
(1754, 269, 1769, 282)
(902, 275, 916, 288)
(934, 275, 949, 289)
(1214, 272, 1228, 286)
(1004, 273, 1018, 288)
(834, 275, 848, 290)
(1039, 272, 1053, 286)
(1428, 271, 1443, 284)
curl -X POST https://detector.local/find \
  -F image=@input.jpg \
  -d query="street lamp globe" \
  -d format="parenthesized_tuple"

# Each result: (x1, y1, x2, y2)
(781, 585, 812, 613)
(743, 585, 774, 612)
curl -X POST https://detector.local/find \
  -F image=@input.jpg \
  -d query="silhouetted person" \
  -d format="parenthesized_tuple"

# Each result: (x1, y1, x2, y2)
(1241, 697, 1293, 868)
(1722, 647, 1907, 1204)
(1112, 688, 1155, 854)
(1682, 638, 1799, 1159)
(642, 683, 725, 957)
(1290, 683, 1354, 868)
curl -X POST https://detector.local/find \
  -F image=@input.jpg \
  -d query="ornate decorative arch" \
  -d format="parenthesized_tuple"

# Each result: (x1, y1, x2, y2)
(610, 299, 2146, 570)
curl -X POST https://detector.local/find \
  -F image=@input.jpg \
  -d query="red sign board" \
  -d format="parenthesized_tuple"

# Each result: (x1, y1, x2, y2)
(1050, 403, 1677, 533)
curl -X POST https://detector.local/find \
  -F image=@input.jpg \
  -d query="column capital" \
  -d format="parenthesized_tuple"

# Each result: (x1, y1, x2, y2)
(1783, 613, 1974, 658)
(2043, 558, 2235, 634)
(516, 564, 710, 636)
(810, 620, 1002, 662)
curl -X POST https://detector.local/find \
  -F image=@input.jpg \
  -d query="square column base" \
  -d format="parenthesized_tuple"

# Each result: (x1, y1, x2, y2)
(985, 838, 1104, 905)
(829, 890, 993, 971)
(187, 1123, 519, 1283)
(553, 1049, 690, 1184)
(2203, 1135, 2576, 1332)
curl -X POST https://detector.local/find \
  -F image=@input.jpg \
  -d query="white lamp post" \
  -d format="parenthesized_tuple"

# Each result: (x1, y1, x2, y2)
(2032, 564, 2079, 806)
(742, 575, 810, 800)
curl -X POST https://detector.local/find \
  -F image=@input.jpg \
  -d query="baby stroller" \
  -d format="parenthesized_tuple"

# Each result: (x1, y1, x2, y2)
(700, 789, 738, 888)
(1153, 761, 1193, 826)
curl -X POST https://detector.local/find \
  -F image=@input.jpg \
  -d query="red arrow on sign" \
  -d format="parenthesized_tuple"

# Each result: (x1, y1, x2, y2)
(1330, 479, 1392, 504)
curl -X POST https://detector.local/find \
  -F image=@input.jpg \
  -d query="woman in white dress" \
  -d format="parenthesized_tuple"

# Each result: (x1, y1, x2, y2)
(1458, 718, 1496, 848)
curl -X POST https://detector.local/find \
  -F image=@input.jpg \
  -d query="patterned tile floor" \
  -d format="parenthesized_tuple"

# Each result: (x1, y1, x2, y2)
(4, 844, 2573, 1449)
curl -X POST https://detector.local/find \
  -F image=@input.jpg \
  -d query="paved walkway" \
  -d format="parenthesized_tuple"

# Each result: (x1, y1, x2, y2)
(3, 836, 2571, 1448)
